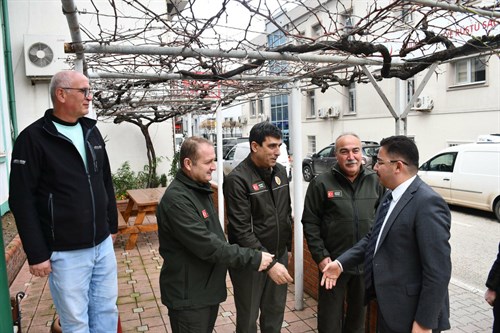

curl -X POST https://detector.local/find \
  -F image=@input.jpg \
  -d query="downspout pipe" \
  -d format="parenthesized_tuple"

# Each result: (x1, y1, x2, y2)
(61, 0, 85, 74)
(2, 0, 18, 140)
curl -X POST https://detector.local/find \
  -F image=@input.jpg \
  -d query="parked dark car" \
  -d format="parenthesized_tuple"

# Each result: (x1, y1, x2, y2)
(302, 141, 379, 181)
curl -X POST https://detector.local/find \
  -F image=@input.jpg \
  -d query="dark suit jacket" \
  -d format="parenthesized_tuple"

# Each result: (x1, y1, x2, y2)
(337, 176, 452, 332)
(486, 242, 500, 292)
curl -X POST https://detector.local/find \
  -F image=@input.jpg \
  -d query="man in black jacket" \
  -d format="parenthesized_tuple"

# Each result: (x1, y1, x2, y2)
(9, 70, 119, 332)
(485, 242, 500, 332)
(302, 133, 384, 333)
(157, 136, 273, 333)
(223, 122, 293, 333)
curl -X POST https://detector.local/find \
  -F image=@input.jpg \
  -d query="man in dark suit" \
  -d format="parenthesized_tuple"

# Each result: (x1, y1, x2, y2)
(321, 135, 452, 333)
(485, 242, 500, 332)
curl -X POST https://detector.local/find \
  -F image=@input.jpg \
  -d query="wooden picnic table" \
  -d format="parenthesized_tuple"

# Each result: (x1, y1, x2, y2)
(118, 187, 166, 250)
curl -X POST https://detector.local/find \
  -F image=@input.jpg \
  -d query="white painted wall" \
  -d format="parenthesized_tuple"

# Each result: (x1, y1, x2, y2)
(7, 0, 175, 177)
(0, 14, 12, 214)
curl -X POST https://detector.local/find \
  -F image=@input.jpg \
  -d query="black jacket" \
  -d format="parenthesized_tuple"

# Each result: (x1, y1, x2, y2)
(223, 156, 293, 258)
(302, 164, 384, 274)
(9, 109, 117, 265)
(486, 242, 500, 293)
(157, 171, 262, 309)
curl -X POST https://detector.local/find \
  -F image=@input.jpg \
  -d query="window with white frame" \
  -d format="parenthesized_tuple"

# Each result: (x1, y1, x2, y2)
(250, 100, 257, 117)
(258, 98, 264, 115)
(348, 83, 357, 114)
(308, 90, 316, 118)
(307, 136, 317, 154)
(453, 57, 486, 85)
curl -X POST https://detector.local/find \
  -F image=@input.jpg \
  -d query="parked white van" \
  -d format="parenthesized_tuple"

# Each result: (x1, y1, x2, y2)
(223, 141, 291, 179)
(418, 142, 500, 221)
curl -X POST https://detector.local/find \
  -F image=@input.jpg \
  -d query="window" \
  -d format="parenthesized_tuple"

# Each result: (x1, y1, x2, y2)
(270, 94, 289, 147)
(401, 5, 413, 23)
(308, 90, 316, 118)
(250, 100, 257, 118)
(454, 57, 486, 85)
(259, 98, 264, 115)
(268, 31, 287, 75)
(312, 24, 323, 38)
(307, 136, 317, 154)
(348, 83, 357, 113)
(424, 153, 457, 172)
(406, 78, 415, 104)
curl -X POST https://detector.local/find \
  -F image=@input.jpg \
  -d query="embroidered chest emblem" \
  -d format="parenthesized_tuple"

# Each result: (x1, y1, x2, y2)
(274, 176, 281, 185)
(252, 182, 266, 191)
(202, 209, 209, 219)
(327, 190, 343, 198)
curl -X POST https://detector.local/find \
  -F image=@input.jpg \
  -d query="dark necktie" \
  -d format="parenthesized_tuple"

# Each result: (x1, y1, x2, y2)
(364, 192, 393, 299)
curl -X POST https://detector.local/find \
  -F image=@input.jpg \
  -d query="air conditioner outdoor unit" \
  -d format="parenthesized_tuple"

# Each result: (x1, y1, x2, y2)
(327, 106, 341, 118)
(318, 108, 328, 119)
(413, 96, 434, 112)
(24, 35, 67, 77)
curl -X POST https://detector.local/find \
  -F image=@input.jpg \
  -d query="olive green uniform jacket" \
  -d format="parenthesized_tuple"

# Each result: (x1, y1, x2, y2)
(302, 164, 384, 275)
(157, 170, 262, 310)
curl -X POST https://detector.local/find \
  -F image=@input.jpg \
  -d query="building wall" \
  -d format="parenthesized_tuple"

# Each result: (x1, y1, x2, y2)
(6, 0, 175, 178)
(241, 0, 500, 163)
(0, 11, 12, 215)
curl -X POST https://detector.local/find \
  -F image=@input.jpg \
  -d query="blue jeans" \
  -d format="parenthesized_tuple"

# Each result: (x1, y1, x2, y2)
(49, 236, 118, 333)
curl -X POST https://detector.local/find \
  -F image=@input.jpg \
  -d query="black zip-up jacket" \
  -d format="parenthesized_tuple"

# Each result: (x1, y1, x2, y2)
(157, 171, 262, 309)
(302, 164, 384, 274)
(9, 109, 117, 265)
(223, 156, 293, 259)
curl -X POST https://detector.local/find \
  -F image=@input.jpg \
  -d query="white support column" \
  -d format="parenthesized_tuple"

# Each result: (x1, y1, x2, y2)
(187, 113, 192, 137)
(290, 81, 304, 310)
(215, 104, 224, 229)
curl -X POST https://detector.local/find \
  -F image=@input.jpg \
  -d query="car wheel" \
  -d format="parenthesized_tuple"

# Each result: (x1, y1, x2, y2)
(494, 199, 500, 222)
(303, 165, 313, 182)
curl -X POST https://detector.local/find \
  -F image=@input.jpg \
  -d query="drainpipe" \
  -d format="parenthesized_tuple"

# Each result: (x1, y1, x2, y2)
(0, 1, 16, 332)
(2, 0, 18, 139)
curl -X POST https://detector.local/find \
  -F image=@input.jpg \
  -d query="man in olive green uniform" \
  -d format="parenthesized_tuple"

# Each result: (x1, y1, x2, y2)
(157, 136, 273, 333)
(302, 133, 384, 333)
(224, 122, 294, 333)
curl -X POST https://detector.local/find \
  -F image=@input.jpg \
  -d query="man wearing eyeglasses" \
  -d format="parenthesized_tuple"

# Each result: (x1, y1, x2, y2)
(9, 70, 119, 332)
(322, 135, 451, 333)
(302, 133, 384, 333)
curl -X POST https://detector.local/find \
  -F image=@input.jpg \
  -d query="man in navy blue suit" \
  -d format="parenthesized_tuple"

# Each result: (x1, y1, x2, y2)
(322, 135, 451, 333)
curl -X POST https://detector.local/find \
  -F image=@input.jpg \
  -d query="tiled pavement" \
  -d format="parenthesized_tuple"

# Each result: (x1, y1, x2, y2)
(9, 231, 493, 333)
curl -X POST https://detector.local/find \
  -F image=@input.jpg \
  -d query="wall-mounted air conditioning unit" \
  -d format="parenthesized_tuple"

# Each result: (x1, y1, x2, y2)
(327, 106, 341, 118)
(24, 35, 67, 77)
(318, 108, 328, 119)
(412, 96, 434, 112)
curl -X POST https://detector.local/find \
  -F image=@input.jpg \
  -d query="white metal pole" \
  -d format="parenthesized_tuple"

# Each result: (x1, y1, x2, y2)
(215, 104, 224, 229)
(187, 113, 192, 137)
(290, 81, 304, 310)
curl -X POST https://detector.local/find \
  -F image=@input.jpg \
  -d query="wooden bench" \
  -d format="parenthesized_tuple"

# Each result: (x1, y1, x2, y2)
(117, 208, 127, 231)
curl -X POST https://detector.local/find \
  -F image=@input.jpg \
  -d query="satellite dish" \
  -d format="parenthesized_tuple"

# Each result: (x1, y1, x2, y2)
(28, 42, 54, 67)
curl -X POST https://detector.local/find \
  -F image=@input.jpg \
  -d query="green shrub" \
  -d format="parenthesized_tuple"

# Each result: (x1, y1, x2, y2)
(112, 161, 141, 200)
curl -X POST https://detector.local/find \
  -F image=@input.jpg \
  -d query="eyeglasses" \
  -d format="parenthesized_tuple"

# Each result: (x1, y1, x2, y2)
(375, 159, 409, 166)
(60, 87, 93, 98)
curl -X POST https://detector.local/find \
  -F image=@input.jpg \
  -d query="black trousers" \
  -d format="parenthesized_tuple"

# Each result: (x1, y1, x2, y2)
(168, 305, 219, 333)
(229, 251, 288, 333)
(317, 272, 366, 333)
